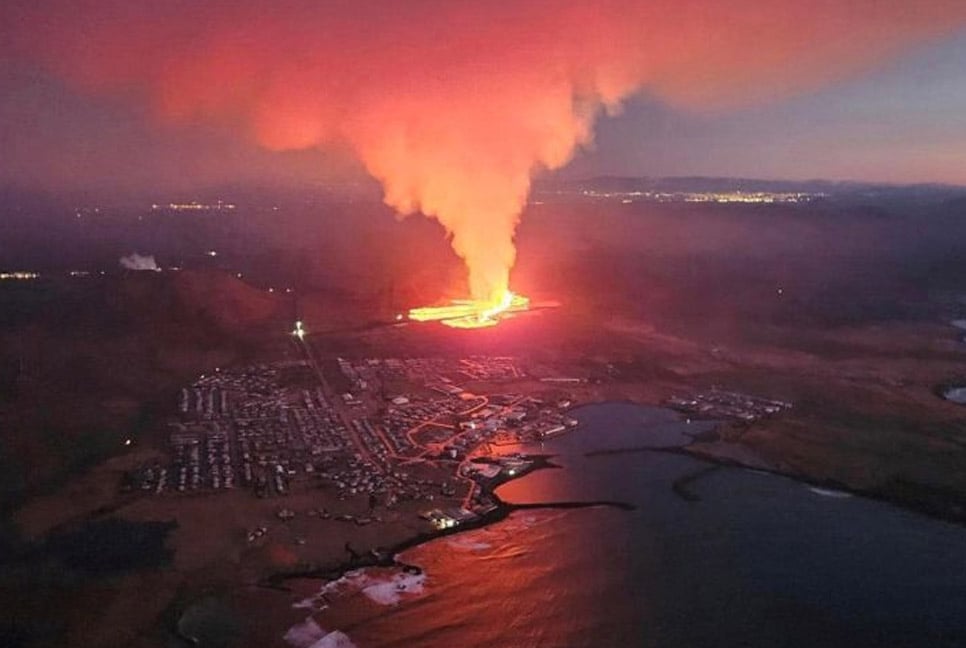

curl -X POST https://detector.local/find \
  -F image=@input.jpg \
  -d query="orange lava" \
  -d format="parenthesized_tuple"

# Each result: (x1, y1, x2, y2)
(409, 291, 529, 329)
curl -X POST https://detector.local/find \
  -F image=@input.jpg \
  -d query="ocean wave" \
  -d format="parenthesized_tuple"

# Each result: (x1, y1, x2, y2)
(357, 570, 427, 605)
(292, 596, 325, 611)
(808, 486, 853, 499)
(284, 617, 357, 648)
(294, 568, 428, 611)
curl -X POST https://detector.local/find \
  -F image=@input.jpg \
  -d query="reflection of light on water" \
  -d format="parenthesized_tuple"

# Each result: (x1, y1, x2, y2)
(447, 536, 493, 551)
(495, 469, 560, 503)
(286, 402, 966, 647)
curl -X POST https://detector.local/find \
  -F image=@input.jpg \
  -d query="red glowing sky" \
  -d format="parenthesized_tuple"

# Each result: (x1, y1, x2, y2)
(5, 0, 965, 302)
(3, 0, 965, 194)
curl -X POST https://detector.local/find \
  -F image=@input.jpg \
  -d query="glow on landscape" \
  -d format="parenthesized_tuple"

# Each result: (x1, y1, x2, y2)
(409, 291, 530, 329)
(6, 1, 966, 316)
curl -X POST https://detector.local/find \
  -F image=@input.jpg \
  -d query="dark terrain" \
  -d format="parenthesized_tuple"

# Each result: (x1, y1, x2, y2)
(2, 179, 966, 646)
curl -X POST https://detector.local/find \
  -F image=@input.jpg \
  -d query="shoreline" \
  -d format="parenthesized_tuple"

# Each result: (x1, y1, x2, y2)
(257, 399, 966, 598)
(583, 433, 966, 527)
(23, 399, 960, 645)
(257, 453, 636, 590)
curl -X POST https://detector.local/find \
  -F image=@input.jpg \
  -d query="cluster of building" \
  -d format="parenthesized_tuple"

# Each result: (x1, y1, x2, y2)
(455, 357, 526, 381)
(422, 455, 535, 530)
(362, 356, 525, 384)
(127, 354, 580, 532)
(666, 389, 792, 422)
(128, 362, 349, 496)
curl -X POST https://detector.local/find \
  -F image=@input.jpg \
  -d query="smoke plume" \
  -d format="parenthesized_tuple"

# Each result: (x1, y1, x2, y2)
(119, 253, 161, 272)
(5, 1, 966, 303)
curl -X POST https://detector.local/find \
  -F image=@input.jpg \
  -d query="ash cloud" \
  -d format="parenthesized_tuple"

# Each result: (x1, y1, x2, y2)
(5, 1, 966, 302)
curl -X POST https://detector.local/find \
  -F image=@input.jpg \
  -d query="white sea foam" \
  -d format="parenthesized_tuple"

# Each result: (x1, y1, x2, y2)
(951, 319, 966, 331)
(292, 597, 319, 610)
(809, 487, 853, 499)
(283, 618, 357, 648)
(358, 571, 427, 605)
(294, 568, 427, 610)
(309, 630, 356, 648)
(943, 387, 966, 404)
(292, 573, 353, 611)
(284, 617, 327, 647)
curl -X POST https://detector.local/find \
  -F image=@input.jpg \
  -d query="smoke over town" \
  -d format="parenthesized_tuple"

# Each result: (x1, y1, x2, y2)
(6, 0, 966, 304)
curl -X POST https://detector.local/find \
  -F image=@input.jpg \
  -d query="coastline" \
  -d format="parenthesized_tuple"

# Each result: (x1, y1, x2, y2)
(13, 398, 966, 647)
(258, 397, 966, 601)
(575, 406, 966, 527)
(257, 453, 635, 591)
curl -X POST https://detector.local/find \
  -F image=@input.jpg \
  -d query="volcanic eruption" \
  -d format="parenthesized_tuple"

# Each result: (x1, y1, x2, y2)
(6, 1, 966, 329)
(409, 292, 531, 329)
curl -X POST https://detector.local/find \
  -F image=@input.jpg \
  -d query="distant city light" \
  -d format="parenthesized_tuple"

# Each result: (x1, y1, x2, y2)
(152, 201, 236, 211)
(0, 271, 40, 280)
(573, 189, 825, 204)
(293, 320, 306, 340)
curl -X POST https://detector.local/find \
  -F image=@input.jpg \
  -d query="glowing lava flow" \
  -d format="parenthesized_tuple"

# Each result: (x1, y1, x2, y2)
(409, 291, 529, 329)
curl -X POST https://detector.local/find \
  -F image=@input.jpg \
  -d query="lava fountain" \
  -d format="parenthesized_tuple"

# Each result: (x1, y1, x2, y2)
(409, 291, 530, 329)
(9, 2, 965, 334)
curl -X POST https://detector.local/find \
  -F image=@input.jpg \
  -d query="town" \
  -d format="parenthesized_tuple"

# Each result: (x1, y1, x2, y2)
(665, 388, 792, 422)
(124, 354, 579, 533)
